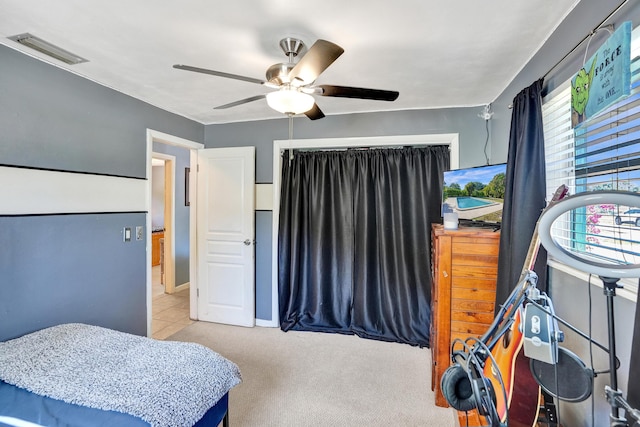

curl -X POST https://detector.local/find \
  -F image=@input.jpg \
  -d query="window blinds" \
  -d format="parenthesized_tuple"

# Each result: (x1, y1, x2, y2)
(541, 26, 640, 286)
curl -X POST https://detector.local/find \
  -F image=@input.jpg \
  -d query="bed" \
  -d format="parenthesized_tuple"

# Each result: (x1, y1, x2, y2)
(0, 323, 241, 427)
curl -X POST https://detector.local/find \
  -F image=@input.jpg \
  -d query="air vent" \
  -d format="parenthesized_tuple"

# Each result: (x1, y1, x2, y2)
(8, 33, 87, 65)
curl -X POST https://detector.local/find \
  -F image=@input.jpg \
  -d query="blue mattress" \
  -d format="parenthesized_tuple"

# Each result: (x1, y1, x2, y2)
(0, 380, 228, 427)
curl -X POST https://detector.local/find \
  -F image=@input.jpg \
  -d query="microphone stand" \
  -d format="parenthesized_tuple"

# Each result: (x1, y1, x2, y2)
(523, 282, 640, 426)
(600, 276, 639, 427)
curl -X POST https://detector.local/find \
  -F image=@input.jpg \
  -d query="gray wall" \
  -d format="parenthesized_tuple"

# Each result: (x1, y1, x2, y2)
(205, 107, 490, 321)
(255, 211, 273, 320)
(207, 107, 492, 182)
(0, 47, 202, 177)
(549, 268, 635, 427)
(0, 44, 203, 339)
(0, 213, 147, 341)
(489, 1, 640, 425)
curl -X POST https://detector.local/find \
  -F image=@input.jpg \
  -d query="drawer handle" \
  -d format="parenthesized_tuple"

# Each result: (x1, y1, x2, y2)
(442, 271, 449, 278)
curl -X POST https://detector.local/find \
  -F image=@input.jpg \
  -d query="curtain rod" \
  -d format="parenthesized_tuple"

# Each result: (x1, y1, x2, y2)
(542, 0, 629, 81)
(508, 0, 629, 108)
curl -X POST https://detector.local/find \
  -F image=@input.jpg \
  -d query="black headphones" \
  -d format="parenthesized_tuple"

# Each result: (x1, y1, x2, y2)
(441, 273, 537, 424)
(440, 362, 477, 412)
(440, 348, 498, 417)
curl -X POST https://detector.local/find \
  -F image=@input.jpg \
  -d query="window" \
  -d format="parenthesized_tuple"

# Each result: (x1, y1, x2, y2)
(542, 25, 640, 297)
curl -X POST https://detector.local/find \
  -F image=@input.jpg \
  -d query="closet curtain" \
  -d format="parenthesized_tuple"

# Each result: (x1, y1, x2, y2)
(278, 146, 449, 347)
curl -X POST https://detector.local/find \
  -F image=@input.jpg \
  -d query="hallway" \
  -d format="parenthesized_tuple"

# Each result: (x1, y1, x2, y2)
(151, 265, 193, 339)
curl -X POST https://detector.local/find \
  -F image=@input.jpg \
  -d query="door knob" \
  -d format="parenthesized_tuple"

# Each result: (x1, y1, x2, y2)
(243, 239, 252, 246)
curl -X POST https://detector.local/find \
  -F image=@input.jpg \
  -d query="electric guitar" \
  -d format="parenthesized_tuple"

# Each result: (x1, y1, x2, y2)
(483, 184, 568, 426)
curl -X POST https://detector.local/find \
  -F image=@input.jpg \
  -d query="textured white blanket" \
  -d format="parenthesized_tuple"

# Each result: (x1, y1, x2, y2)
(0, 323, 241, 427)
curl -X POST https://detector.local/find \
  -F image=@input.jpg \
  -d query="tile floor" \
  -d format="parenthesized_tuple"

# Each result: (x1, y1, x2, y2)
(151, 265, 194, 340)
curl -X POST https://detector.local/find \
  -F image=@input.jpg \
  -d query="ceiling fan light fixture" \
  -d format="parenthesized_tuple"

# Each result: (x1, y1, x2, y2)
(266, 88, 314, 115)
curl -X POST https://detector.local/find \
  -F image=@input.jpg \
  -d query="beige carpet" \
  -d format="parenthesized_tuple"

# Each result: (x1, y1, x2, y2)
(169, 322, 456, 427)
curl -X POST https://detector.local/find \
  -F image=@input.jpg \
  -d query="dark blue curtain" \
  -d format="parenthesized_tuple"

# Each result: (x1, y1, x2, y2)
(496, 79, 548, 308)
(278, 146, 449, 347)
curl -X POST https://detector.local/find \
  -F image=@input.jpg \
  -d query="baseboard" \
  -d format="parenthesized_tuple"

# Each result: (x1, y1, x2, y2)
(173, 282, 189, 293)
(256, 319, 278, 327)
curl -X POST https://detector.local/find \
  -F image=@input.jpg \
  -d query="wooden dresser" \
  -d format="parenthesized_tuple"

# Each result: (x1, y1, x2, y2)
(430, 224, 500, 408)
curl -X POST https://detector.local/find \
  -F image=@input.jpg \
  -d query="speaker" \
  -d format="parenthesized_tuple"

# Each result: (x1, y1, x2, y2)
(529, 346, 593, 402)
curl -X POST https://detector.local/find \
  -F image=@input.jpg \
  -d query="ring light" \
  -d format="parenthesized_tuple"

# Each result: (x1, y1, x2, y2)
(538, 190, 640, 279)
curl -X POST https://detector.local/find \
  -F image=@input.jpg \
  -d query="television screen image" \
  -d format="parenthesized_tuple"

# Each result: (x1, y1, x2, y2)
(442, 163, 507, 224)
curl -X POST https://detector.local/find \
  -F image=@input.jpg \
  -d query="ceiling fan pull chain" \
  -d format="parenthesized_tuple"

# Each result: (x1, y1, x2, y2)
(288, 114, 294, 165)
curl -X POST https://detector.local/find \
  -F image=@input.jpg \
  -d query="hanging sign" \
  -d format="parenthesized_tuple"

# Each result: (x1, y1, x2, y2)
(571, 21, 631, 128)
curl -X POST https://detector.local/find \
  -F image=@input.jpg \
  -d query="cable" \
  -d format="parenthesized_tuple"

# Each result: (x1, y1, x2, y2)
(555, 349, 561, 425)
(589, 274, 595, 427)
(484, 118, 490, 165)
(452, 336, 508, 427)
(478, 104, 492, 165)
(288, 113, 294, 165)
(524, 298, 613, 359)
(547, 277, 562, 426)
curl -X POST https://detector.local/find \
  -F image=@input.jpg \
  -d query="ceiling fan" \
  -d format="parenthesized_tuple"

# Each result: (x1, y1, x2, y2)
(173, 37, 399, 120)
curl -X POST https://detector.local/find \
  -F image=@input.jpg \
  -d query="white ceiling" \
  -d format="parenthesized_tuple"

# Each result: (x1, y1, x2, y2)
(0, 0, 580, 125)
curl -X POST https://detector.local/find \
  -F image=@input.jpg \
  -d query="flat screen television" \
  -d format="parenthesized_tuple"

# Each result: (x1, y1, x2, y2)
(442, 163, 507, 227)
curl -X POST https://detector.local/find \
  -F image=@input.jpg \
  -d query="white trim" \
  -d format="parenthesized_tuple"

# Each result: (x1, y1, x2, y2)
(0, 166, 145, 215)
(147, 129, 203, 150)
(270, 133, 459, 327)
(146, 129, 203, 336)
(174, 282, 190, 293)
(189, 149, 199, 320)
(255, 183, 273, 210)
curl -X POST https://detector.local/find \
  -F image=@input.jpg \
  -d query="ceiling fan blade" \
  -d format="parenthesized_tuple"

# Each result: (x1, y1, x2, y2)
(304, 103, 325, 120)
(288, 40, 344, 85)
(173, 64, 266, 85)
(214, 94, 266, 110)
(318, 85, 399, 101)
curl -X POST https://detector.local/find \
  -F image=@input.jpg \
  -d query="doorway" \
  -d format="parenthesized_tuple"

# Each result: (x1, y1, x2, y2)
(151, 154, 175, 294)
(145, 131, 257, 333)
(151, 153, 188, 339)
(146, 129, 204, 337)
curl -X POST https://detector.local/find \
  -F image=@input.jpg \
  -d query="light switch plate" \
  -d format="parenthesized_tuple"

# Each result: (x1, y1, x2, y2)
(136, 226, 144, 241)
(123, 227, 131, 242)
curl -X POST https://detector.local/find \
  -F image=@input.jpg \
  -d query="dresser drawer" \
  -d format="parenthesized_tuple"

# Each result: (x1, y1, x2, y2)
(451, 299, 495, 313)
(451, 309, 495, 324)
(451, 287, 496, 302)
(451, 320, 491, 336)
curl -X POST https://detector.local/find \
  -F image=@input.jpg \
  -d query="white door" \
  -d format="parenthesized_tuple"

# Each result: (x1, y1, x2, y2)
(196, 147, 255, 327)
